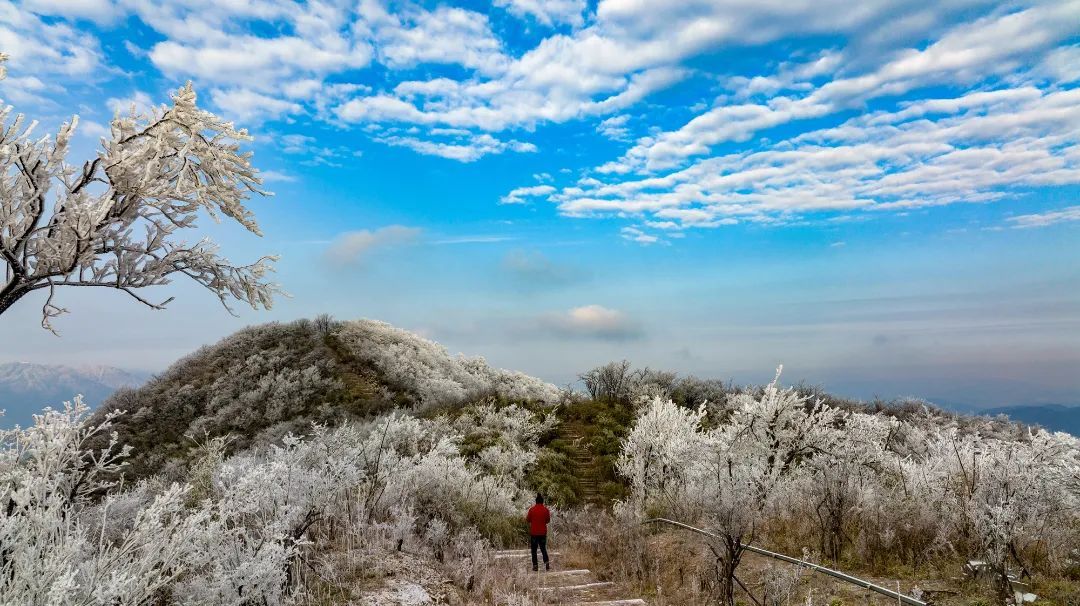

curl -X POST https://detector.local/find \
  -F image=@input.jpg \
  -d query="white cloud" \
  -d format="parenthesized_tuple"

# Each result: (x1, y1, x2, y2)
(540, 304, 642, 340)
(1035, 44, 1080, 84)
(1007, 206, 1080, 228)
(149, 34, 371, 92)
(280, 134, 316, 154)
(551, 86, 1080, 228)
(210, 88, 302, 122)
(106, 90, 155, 115)
(8, 0, 1077, 170)
(620, 226, 662, 244)
(21, 0, 120, 23)
(0, 1, 104, 94)
(597, 114, 631, 141)
(327, 0, 1008, 159)
(76, 119, 109, 139)
(272, 133, 361, 168)
(260, 170, 297, 183)
(500, 184, 556, 205)
(325, 225, 423, 265)
(376, 131, 537, 162)
(0, 73, 50, 105)
(494, 0, 586, 27)
(607, 2, 1080, 174)
(372, 6, 509, 75)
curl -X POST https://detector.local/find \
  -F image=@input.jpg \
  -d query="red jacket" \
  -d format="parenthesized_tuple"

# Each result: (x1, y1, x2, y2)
(526, 504, 550, 536)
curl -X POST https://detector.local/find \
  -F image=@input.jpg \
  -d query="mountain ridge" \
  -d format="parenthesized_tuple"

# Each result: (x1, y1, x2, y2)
(979, 403, 1080, 436)
(0, 362, 150, 428)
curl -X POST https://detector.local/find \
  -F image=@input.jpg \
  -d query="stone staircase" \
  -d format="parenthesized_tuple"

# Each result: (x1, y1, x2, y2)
(557, 422, 603, 505)
(492, 549, 647, 605)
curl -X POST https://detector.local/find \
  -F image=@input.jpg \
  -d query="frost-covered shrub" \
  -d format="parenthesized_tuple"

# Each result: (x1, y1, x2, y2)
(617, 397, 708, 516)
(335, 320, 562, 407)
(451, 402, 558, 484)
(0, 399, 214, 604)
(617, 368, 1080, 606)
(95, 320, 349, 478)
(1, 381, 557, 604)
(618, 369, 848, 606)
(92, 319, 563, 484)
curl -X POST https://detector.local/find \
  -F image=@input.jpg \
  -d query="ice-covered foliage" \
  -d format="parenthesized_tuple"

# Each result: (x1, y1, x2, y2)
(335, 320, 563, 407)
(94, 318, 562, 481)
(0, 53, 278, 331)
(0, 398, 215, 603)
(617, 397, 708, 515)
(1, 392, 555, 603)
(452, 402, 558, 483)
(618, 368, 1080, 606)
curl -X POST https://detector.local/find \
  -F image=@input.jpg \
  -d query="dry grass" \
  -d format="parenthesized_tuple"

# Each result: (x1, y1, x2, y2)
(537, 509, 1080, 606)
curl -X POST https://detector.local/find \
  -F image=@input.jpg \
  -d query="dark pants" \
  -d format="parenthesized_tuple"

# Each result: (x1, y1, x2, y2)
(530, 535, 549, 569)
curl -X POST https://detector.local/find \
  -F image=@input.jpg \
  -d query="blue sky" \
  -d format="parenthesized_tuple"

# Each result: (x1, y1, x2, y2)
(1, 0, 1078, 407)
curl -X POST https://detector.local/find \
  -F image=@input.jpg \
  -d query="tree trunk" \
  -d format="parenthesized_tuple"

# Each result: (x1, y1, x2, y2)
(995, 566, 1013, 606)
(715, 535, 744, 606)
(0, 281, 30, 317)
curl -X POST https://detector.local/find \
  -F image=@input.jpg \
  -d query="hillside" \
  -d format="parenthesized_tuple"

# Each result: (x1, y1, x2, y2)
(0, 362, 149, 428)
(983, 403, 1080, 436)
(93, 316, 563, 479)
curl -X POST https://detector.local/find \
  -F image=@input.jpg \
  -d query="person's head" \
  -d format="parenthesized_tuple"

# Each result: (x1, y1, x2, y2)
(535, 493, 544, 505)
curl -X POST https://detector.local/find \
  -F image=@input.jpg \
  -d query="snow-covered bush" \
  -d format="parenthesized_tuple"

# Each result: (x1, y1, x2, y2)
(451, 402, 558, 484)
(617, 396, 708, 516)
(617, 368, 1080, 606)
(335, 320, 563, 407)
(0, 399, 214, 603)
(618, 369, 848, 605)
(0, 386, 554, 603)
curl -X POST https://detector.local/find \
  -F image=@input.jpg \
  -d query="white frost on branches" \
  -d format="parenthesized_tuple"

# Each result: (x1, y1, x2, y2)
(0, 52, 279, 331)
(0, 393, 555, 603)
(617, 367, 1080, 605)
(335, 320, 563, 407)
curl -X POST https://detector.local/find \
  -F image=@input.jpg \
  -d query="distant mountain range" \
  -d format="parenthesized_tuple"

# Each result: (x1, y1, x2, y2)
(0, 362, 151, 428)
(979, 404, 1080, 436)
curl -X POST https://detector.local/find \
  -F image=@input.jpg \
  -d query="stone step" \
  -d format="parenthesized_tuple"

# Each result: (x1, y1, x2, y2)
(525, 570, 597, 587)
(518, 569, 593, 580)
(534, 581, 615, 595)
(493, 550, 563, 560)
(529, 569, 592, 578)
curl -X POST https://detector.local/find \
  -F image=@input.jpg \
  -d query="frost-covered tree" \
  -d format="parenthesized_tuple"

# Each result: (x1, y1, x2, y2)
(617, 396, 708, 516)
(807, 411, 896, 563)
(619, 368, 850, 606)
(0, 398, 215, 603)
(0, 53, 278, 331)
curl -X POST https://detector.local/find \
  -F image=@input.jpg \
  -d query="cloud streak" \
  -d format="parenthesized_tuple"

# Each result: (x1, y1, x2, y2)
(324, 225, 422, 265)
(1007, 206, 1080, 228)
(539, 304, 642, 340)
(501, 250, 584, 286)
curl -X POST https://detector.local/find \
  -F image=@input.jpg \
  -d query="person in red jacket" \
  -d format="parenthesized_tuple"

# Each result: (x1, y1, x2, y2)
(525, 493, 551, 571)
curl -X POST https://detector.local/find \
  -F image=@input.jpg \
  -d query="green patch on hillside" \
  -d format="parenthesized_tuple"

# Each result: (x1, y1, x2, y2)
(528, 398, 636, 508)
